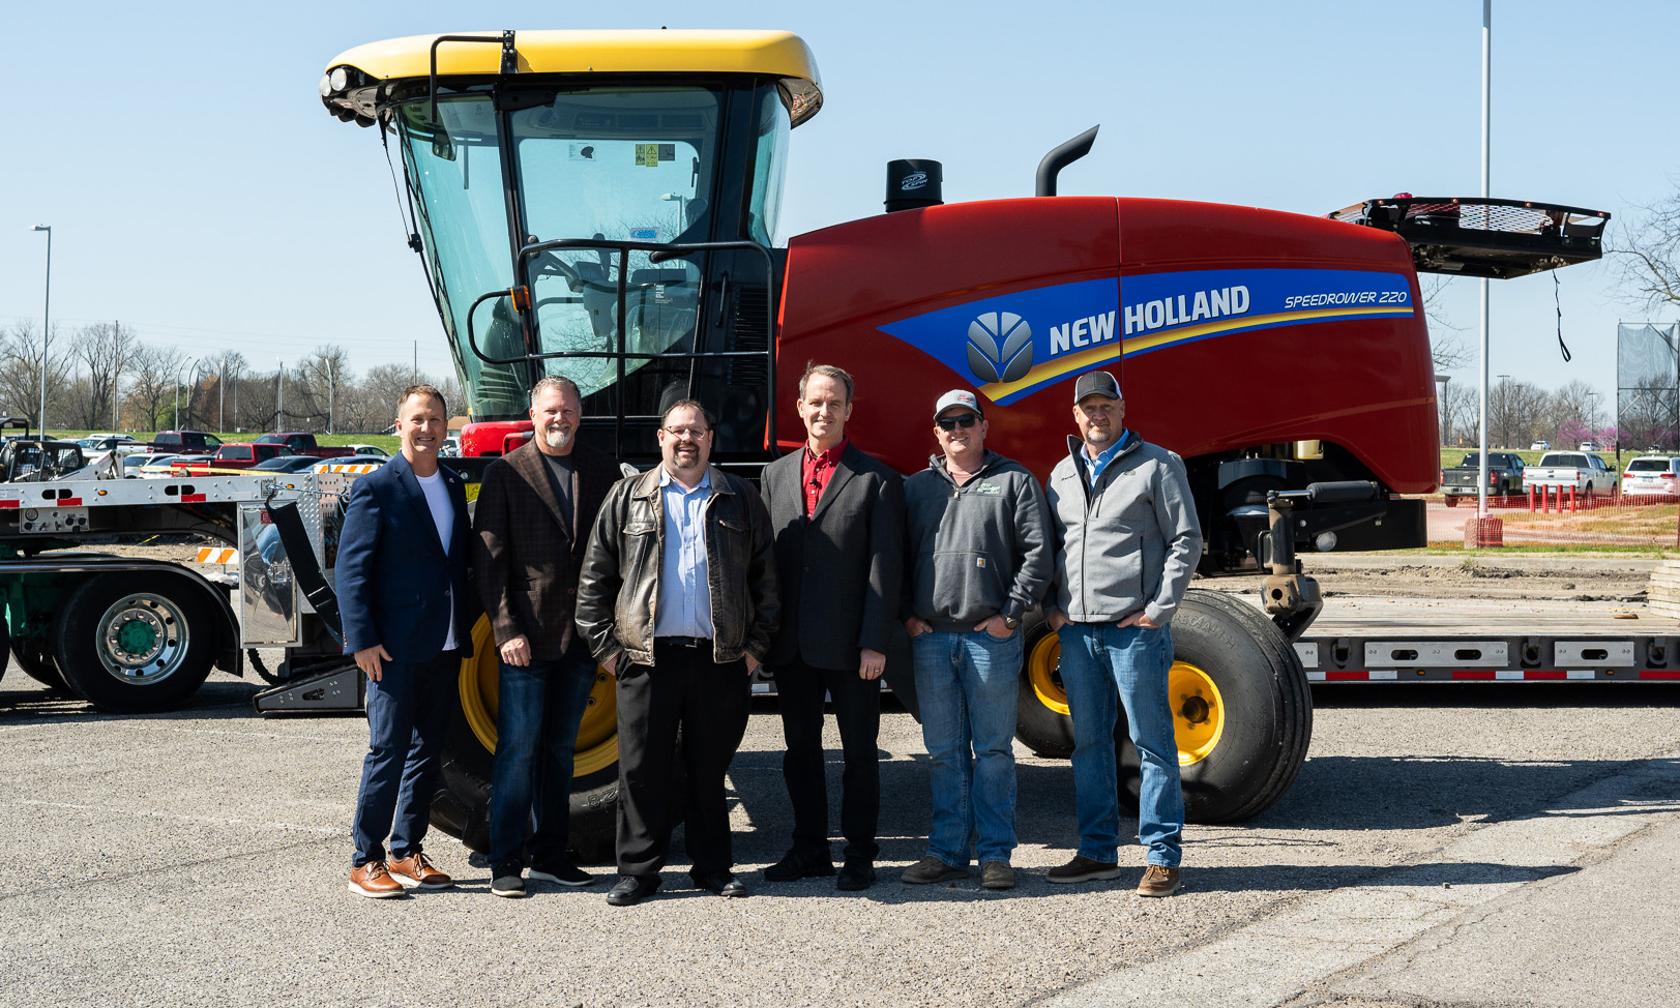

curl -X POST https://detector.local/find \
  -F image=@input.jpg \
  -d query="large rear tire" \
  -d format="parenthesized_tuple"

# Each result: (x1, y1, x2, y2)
(53, 573, 218, 712)
(430, 616, 621, 864)
(1116, 590, 1312, 823)
(12, 637, 70, 692)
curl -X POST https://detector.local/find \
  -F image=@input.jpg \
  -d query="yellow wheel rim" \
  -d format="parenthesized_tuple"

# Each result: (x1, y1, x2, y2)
(1170, 660, 1224, 766)
(1027, 632, 1069, 716)
(460, 615, 620, 778)
(1029, 632, 1225, 766)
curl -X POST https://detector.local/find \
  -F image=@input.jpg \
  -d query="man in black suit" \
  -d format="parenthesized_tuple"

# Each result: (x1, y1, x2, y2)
(760, 363, 904, 891)
(338, 384, 477, 899)
(474, 374, 621, 898)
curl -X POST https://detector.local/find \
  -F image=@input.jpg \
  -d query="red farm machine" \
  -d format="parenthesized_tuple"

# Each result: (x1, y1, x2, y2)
(312, 29, 1607, 856)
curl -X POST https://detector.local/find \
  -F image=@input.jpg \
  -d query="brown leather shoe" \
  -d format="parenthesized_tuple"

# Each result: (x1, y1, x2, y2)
(388, 852, 453, 890)
(348, 861, 406, 899)
(1136, 865, 1181, 897)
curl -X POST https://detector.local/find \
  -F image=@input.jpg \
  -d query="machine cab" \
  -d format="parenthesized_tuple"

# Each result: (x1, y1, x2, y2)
(320, 30, 821, 462)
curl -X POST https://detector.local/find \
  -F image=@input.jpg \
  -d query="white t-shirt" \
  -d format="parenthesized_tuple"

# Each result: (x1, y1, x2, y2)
(415, 470, 458, 650)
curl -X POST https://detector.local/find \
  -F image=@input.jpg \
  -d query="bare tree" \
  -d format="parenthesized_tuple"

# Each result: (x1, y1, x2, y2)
(0, 320, 70, 429)
(1438, 380, 1477, 447)
(124, 344, 186, 431)
(69, 321, 140, 430)
(290, 345, 353, 433)
(1420, 277, 1470, 373)
(1614, 189, 1680, 312)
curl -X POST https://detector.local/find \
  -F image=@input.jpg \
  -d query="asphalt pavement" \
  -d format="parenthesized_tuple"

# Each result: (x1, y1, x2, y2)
(3, 671, 1678, 1008)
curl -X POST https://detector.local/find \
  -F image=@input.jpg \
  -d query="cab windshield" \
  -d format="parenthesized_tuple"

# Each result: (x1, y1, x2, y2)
(395, 82, 789, 422)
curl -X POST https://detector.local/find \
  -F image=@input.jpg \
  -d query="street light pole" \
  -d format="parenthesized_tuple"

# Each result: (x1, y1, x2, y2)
(31, 225, 52, 436)
(1496, 373, 1511, 449)
(1476, 0, 1493, 519)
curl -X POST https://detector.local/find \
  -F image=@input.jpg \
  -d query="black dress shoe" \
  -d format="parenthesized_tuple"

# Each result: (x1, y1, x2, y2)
(605, 875, 661, 906)
(762, 852, 836, 882)
(693, 872, 750, 898)
(836, 860, 876, 892)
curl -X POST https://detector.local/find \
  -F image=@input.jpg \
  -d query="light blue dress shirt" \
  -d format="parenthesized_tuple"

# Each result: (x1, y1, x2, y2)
(1083, 429, 1133, 486)
(653, 466, 714, 638)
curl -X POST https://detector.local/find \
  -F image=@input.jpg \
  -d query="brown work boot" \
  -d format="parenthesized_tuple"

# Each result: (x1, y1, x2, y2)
(388, 852, 453, 891)
(1136, 865, 1181, 898)
(348, 861, 406, 899)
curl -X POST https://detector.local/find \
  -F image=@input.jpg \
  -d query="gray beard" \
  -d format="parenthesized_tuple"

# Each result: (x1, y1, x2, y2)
(544, 428, 572, 450)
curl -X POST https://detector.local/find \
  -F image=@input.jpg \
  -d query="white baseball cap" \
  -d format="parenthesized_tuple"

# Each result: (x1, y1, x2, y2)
(933, 389, 983, 419)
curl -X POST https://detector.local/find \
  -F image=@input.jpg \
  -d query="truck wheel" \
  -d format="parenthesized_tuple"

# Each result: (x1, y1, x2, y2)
(1444, 495, 1459, 508)
(53, 573, 218, 712)
(1114, 589, 1312, 823)
(431, 616, 620, 864)
(1015, 620, 1075, 757)
(11, 638, 70, 692)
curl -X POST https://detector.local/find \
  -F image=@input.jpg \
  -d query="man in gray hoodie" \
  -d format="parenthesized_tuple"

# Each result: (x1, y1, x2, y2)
(1044, 370, 1201, 897)
(900, 389, 1051, 891)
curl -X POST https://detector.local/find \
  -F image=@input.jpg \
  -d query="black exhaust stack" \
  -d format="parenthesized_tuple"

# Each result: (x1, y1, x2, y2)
(885, 159, 943, 212)
(1035, 125, 1099, 197)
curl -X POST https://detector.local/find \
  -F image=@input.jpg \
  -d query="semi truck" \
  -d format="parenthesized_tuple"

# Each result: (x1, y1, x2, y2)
(0, 29, 1610, 862)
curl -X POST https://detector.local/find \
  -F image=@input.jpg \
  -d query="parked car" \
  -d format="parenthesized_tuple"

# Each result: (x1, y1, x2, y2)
(1622, 456, 1680, 497)
(250, 454, 324, 473)
(76, 433, 139, 453)
(342, 443, 390, 457)
(136, 454, 183, 477)
(163, 455, 213, 477)
(174, 442, 289, 475)
(440, 435, 461, 457)
(1440, 451, 1525, 505)
(1578, 441, 1600, 451)
(1523, 451, 1616, 496)
(1529, 440, 1550, 451)
(253, 432, 356, 459)
(150, 430, 223, 453)
(120, 453, 157, 477)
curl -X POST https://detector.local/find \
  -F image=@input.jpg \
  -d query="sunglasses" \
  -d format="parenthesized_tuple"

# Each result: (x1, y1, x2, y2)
(936, 414, 980, 431)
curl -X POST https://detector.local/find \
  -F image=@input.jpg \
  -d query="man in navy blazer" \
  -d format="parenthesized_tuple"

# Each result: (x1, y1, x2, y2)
(338, 384, 477, 899)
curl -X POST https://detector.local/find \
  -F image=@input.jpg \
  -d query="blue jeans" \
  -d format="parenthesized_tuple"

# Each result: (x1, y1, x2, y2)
(351, 649, 458, 868)
(911, 629, 1023, 867)
(488, 643, 598, 871)
(1058, 622, 1183, 867)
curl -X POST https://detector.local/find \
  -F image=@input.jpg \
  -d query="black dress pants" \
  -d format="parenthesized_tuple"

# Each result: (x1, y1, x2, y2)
(615, 640, 751, 880)
(775, 659, 882, 863)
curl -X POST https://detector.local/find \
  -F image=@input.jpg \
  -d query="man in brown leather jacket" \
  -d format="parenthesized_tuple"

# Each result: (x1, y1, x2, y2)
(474, 375, 621, 898)
(575, 399, 780, 906)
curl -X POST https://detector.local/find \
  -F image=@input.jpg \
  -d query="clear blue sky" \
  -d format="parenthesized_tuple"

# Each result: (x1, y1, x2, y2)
(2, 0, 1673, 404)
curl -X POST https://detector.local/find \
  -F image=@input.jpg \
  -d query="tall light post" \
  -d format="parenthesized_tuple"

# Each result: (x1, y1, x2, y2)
(659, 191, 687, 234)
(1586, 390, 1600, 442)
(1435, 374, 1452, 445)
(1475, 0, 1493, 518)
(1495, 373, 1511, 449)
(174, 356, 202, 430)
(30, 225, 52, 435)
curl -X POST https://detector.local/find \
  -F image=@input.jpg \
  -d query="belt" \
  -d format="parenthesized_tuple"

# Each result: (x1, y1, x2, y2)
(654, 636, 708, 649)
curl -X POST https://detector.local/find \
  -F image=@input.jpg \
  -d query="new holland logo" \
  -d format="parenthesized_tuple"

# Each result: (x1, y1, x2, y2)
(966, 311, 1033, 384)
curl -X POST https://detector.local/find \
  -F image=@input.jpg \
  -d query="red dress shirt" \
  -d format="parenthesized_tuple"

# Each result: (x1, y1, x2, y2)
(800, 439, 848, 517)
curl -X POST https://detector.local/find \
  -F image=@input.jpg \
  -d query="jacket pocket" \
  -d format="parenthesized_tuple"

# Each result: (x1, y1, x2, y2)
(923, 550, 1004, 622)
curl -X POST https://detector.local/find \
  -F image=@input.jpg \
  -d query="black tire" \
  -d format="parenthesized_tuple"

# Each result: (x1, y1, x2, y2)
(1015, 618, 1075, 757)
(53, 572, 218, 712)
(430, 617, 620, 864)
(11, 637, 70, 692)
(1114, 589, 1312, 823)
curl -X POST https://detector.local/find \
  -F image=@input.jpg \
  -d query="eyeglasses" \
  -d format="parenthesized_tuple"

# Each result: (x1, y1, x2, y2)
(662, 426, 711, 439)
(936, 414, 980, 431)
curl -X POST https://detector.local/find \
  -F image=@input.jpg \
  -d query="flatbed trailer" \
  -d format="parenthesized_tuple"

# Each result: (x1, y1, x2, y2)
(1288, 595, 1680, 684)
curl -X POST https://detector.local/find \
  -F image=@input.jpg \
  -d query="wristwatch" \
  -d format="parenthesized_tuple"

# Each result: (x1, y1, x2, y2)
(1001, 612, 1021, 630)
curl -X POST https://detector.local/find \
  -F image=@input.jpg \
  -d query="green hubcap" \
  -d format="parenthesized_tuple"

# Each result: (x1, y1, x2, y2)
(114, 618, 159, 657)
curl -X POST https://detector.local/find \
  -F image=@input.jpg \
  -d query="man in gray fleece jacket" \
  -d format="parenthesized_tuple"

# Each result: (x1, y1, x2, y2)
(1043, 369, 1201, 898)
(900, 388, 1051, 891)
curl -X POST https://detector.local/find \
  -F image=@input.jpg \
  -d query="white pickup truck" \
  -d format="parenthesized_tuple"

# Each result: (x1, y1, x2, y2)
(1522, 451, 1616, 496)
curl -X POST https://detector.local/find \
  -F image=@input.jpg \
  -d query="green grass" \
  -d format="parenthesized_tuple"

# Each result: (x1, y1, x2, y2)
(1438, 446, 1661, 470)
(48, 430, 402, 455)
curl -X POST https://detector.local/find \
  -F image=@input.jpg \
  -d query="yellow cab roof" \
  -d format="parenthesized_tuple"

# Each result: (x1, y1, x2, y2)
(324, 29, 822, 125)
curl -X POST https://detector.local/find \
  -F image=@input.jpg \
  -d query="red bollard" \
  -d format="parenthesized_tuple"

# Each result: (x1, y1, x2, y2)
(1568, 485, 1578, 513)
(1528, 485, 1537, 512)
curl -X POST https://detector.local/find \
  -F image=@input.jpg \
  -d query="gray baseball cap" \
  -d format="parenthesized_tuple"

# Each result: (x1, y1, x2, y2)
(933, 389, 984, 419)
(1073, 370, 1122, 403)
